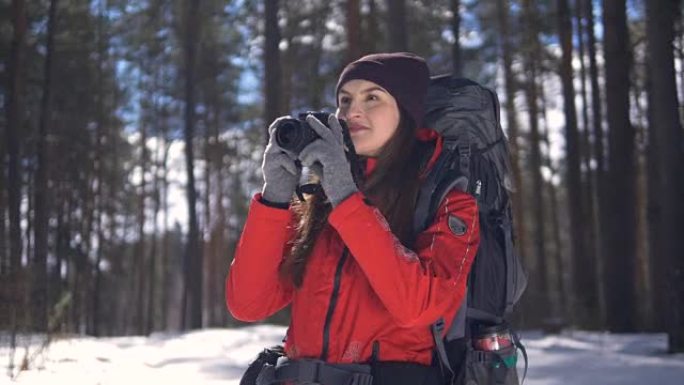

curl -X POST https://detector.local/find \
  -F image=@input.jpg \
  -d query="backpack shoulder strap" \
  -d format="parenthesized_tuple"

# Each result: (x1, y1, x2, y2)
(413, 138, 469, 235)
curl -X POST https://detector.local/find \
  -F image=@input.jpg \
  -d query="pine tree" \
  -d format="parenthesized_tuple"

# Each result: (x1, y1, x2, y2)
(602, 0, 637, 332)
(31, 0, 58, 333)
(645, 0, 684, 352)
(521, 0, 552, 324)
(557, 0, 595, 329)
(181, 0, 203, 330)
(496, 0, 528, 264)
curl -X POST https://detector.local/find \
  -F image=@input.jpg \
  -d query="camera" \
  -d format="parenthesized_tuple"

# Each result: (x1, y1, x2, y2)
(274, 111, 349, 155)
(274, 110, 365, 191)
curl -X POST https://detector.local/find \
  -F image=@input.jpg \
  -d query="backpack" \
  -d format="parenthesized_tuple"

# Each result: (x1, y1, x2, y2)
(414, 75, 528, 385)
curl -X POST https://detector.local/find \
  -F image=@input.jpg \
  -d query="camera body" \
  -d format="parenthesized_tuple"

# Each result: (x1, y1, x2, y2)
(274, 111, 349, 155)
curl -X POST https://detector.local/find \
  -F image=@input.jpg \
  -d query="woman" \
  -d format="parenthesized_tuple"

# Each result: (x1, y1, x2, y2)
(227, 52, 480, 385)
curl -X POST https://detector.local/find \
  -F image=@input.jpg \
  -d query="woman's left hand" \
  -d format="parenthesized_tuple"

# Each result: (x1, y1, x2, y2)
(299, 114, 358, 207)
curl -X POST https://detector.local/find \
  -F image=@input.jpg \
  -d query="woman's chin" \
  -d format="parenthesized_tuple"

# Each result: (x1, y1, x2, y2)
(352, 137, 380, 157)
(351, 141, 368, 155)
(354, 147, 369, 157)
(354, 147, 378, 157)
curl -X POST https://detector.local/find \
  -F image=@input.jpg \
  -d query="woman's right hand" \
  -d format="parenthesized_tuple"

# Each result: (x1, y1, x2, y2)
(261, 117, 301, 204)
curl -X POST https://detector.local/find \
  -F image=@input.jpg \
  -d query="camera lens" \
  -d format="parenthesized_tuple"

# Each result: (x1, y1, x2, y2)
(275, 119, 303, 152)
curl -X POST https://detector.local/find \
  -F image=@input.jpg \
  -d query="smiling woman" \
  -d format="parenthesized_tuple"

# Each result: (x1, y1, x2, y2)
(226, 52, 481, 385)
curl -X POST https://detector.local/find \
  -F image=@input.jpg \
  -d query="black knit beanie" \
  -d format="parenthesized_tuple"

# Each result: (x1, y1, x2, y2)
(336, 52, 430, 127)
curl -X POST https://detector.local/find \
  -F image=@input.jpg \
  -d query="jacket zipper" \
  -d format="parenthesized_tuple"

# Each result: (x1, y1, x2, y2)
(320, 247, 349, 361)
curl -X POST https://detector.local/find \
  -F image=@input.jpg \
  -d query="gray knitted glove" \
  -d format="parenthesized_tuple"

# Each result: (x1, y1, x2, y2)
(261, 117, 302, 204)
(299, 114, 358, 207)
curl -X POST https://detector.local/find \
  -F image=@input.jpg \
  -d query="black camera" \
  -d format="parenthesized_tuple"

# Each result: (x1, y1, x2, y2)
(274, 111, 349, 155)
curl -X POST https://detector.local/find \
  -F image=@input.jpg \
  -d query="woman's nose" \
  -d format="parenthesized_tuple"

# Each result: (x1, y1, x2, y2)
(345, 101, 363, 120)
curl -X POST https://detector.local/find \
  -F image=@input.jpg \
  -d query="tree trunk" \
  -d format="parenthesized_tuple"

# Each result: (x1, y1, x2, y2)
(147, 137, 162, 335)
(53, 199, 66, 324)
(214, 144, 227, 326)
(264, 0, 282, 138)
(346, 0, 362, 61)
(387, 0, 408, 51)
(602, 0, 637, 332)
(65, 196, 78, 332)
(646, 0, 684, 352)
(678, 22, 684, 103)
(0, 84, 4, 282)
(93, 162, 104, 336)
(33, 0, 58, 332)
(91, 0, 107, 337)
(521, 0, 551, 322)
(202, 92, 217, 326)
(183, 0, 202, 330)
(575, 0, 590, 140)
(496, 0, 528, 261)
(586, 0, 606, 190)
(108, 118, 121, 335)
(80, 182, 95, 333)
(1, 168, 6, 278)
(585, 0, 608, 326)
(363, 0, 380, 53)
(5, 0, 27, 359)
(159, 18, 171, 332)
(558, 0, 596, 329)
(451, 0, 462, 76)
(308, 3, 330, 110)
(204, 111, 219, 326)
(160, 128, 171, 331)
(539, 83, 568, 326)
(202, 111, 211, 327)
(575, 0, 601, 330)
(633, 112, 652, 331)
(24, 168, 33, 303)
(136, 113, 148, 335)
(211, 80, 227, 327)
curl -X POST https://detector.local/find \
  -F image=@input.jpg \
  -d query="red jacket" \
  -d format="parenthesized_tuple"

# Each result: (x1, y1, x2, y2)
(226, 129, 480, 365)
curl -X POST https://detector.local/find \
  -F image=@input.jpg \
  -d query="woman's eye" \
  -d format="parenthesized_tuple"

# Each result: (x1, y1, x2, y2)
(367, 94, 379, 101)
(339, 97, 351, 105)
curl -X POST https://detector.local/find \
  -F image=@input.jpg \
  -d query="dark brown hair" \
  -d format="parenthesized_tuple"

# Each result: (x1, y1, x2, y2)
(279, 110, 431, 287)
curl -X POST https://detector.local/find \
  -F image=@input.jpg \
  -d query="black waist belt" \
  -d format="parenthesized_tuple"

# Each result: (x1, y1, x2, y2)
(257, 358, 373, 385)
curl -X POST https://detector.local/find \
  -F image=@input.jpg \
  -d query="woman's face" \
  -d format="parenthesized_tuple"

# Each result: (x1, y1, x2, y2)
(336, 79, 400, 157)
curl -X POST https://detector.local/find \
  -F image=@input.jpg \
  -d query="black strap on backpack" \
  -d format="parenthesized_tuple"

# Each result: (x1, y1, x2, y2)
(430, 318, 454, 382)
(413, 138, 469, 234)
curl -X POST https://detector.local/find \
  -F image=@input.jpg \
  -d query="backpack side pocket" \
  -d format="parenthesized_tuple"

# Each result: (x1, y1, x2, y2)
(462, 345, 519, 385)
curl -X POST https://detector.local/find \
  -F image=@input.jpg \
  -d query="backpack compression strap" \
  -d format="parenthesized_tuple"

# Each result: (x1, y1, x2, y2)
(431, 318, 455, 382)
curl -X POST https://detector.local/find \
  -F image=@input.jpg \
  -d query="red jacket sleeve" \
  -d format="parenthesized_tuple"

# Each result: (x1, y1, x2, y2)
(225, 193, 295, 321)
(328, 189, 479, 328)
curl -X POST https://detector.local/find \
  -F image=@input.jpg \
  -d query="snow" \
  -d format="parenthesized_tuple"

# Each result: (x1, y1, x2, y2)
(2, 326, 684, 385)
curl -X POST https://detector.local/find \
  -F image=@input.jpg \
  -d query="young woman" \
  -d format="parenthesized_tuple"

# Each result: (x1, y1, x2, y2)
(227, 52, 480, 385)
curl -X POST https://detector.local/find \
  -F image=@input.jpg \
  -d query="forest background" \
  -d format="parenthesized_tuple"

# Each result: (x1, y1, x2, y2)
(1, 0, 683, 371)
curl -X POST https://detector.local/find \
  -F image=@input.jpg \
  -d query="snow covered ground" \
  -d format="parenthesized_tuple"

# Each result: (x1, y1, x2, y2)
(2, 325, 684, 385)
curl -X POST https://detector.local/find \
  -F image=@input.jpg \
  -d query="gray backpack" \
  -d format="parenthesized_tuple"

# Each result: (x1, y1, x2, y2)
(414, 75, 528, 385)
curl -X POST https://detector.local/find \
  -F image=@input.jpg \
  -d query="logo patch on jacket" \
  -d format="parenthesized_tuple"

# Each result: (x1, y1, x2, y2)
(448, 215, 467, 236)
